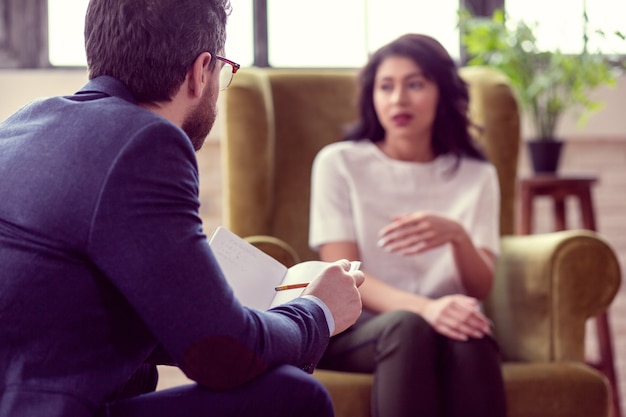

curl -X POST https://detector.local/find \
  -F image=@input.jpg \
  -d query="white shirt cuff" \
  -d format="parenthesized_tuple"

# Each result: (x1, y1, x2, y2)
(301, 295, 335, 336)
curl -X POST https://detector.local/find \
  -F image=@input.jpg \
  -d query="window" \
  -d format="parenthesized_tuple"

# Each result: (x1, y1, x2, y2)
(44, 0, 461, 68)
(225, 0, 254, 67)
(365, 0, 460, 61)
(18, 1, 626, 69)
(48, 0, 89, 66)
(47, 0, 255, 68)
(505, 0, 626, 54)
(267, 0, 460, 67)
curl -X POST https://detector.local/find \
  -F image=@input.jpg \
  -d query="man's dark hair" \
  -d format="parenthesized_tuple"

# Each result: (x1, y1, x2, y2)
(345, 33, 485, 163)
(85, 0, 231, 103)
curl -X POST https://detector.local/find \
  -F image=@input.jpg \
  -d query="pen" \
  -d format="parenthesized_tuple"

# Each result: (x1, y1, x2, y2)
(275, 283, 309, 291)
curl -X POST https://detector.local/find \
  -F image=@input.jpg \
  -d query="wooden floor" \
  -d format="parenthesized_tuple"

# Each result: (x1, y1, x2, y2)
(158, 138, 626, 414)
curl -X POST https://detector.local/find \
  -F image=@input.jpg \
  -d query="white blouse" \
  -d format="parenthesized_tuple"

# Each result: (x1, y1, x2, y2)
(309, 140, 500, 300)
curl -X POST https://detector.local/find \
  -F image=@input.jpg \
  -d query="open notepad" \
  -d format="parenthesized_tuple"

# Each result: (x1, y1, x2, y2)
(208, 226, 360, 310)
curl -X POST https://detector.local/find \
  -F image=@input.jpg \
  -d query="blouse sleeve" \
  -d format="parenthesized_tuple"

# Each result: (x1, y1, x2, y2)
(308, 144, 356, 251)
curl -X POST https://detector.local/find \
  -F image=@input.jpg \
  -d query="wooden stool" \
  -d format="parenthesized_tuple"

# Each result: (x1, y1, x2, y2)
(519, 173, 621, 417)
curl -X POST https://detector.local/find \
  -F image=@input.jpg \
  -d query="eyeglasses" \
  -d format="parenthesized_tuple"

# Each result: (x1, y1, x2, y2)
(216, 55, 240, 91)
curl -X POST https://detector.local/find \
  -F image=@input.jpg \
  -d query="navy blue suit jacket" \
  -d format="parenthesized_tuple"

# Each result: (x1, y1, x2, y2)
(0, 76, 329, 417)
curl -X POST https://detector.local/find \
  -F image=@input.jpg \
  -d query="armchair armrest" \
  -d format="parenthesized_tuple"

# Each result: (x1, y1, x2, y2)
(243, 235, 301, 268)
(486, 230, 621, 363)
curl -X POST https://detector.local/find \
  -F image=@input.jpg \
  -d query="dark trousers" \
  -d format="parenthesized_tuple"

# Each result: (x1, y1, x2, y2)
(318, 310, 507, 417)
(99, 364, 334, 417)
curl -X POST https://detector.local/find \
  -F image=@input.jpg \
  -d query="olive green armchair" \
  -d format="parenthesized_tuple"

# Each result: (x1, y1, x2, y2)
(219, 66, 621, 417)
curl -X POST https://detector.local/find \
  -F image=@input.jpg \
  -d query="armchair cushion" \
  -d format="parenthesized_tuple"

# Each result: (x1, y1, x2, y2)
(313, 362, 610, 417)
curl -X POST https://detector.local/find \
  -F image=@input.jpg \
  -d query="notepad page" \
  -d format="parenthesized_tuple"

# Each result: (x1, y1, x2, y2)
(269, 261, 330, 308)
(270, 260, 362, 308)
(208, 226, 287, 310)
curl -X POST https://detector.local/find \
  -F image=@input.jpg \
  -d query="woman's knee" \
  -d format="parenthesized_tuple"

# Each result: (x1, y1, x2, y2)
(380, 311, 435, 341)
(376, 310, 437, 358)
(446, 335, 501, 361)
(442, 336, 504, 380)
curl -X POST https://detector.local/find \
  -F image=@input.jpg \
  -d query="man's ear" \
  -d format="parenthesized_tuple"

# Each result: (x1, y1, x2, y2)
(187, 52, 213, 99)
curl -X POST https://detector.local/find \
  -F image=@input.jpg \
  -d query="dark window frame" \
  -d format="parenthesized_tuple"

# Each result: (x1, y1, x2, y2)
(0, 0, 49, 68)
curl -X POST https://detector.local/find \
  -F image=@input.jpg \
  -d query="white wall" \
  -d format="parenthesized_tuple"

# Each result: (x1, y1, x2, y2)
(0, 69, 220, 140)
(541, 74, 626, 140)
(0, 69, 88, 120)
(2, 69, 626, 140)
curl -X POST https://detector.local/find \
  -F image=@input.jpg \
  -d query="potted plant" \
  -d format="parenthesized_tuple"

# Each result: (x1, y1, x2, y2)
(458, 8, 620, 173)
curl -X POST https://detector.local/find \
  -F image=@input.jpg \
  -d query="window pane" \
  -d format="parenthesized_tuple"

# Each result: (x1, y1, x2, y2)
(268, 0, 460, 67)
(366, 0, 460, 61)
(226, 0, 254, 66)
(268, 0, 368, 67)
(505, 0, 626, 54)
(48, 0, 254, 67)
(585, 0, 626, 53)
(48, 0, 88, 66)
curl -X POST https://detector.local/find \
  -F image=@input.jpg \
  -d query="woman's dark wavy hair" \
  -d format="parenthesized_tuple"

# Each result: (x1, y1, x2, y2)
(345, 33, 486, 162)
(85, 0, 231, 103)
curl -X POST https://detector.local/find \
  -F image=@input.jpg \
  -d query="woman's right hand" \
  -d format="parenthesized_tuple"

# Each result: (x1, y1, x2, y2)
(421, 294, 492, 341)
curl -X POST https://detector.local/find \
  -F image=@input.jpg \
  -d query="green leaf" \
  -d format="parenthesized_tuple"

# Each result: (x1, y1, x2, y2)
(458, 7, 621, 139)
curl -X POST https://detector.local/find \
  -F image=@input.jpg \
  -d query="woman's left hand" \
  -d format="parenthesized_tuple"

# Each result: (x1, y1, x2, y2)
(377, 211, 463, 255)
(422, 294, 492, 341)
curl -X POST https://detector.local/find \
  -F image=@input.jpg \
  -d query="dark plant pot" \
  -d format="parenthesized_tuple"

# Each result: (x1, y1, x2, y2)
(527, 139, 564, 174)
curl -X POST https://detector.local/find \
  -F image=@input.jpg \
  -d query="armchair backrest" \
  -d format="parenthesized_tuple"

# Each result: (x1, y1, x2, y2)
(220, 66, 520, 262)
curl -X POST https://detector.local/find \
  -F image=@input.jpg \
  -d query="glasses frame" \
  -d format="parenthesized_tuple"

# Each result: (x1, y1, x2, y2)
(216, 55, 240, 91)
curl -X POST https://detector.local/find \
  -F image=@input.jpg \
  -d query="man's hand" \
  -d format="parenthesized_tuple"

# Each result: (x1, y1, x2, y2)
(302, 259, 364, 336)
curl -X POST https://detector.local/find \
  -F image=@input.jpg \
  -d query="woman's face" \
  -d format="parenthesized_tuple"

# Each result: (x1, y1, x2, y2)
(373, 55, 439, 142)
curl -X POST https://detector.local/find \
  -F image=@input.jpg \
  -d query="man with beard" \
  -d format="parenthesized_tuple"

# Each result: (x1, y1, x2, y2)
(0, 1, 364, 417)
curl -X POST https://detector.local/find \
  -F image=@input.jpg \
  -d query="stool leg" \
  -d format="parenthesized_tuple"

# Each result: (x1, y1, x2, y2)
(579, 188, 598, 231)
(520, 185, 532, 234)
(553, 197, 567, 231)
(595, 311, 621, 417)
